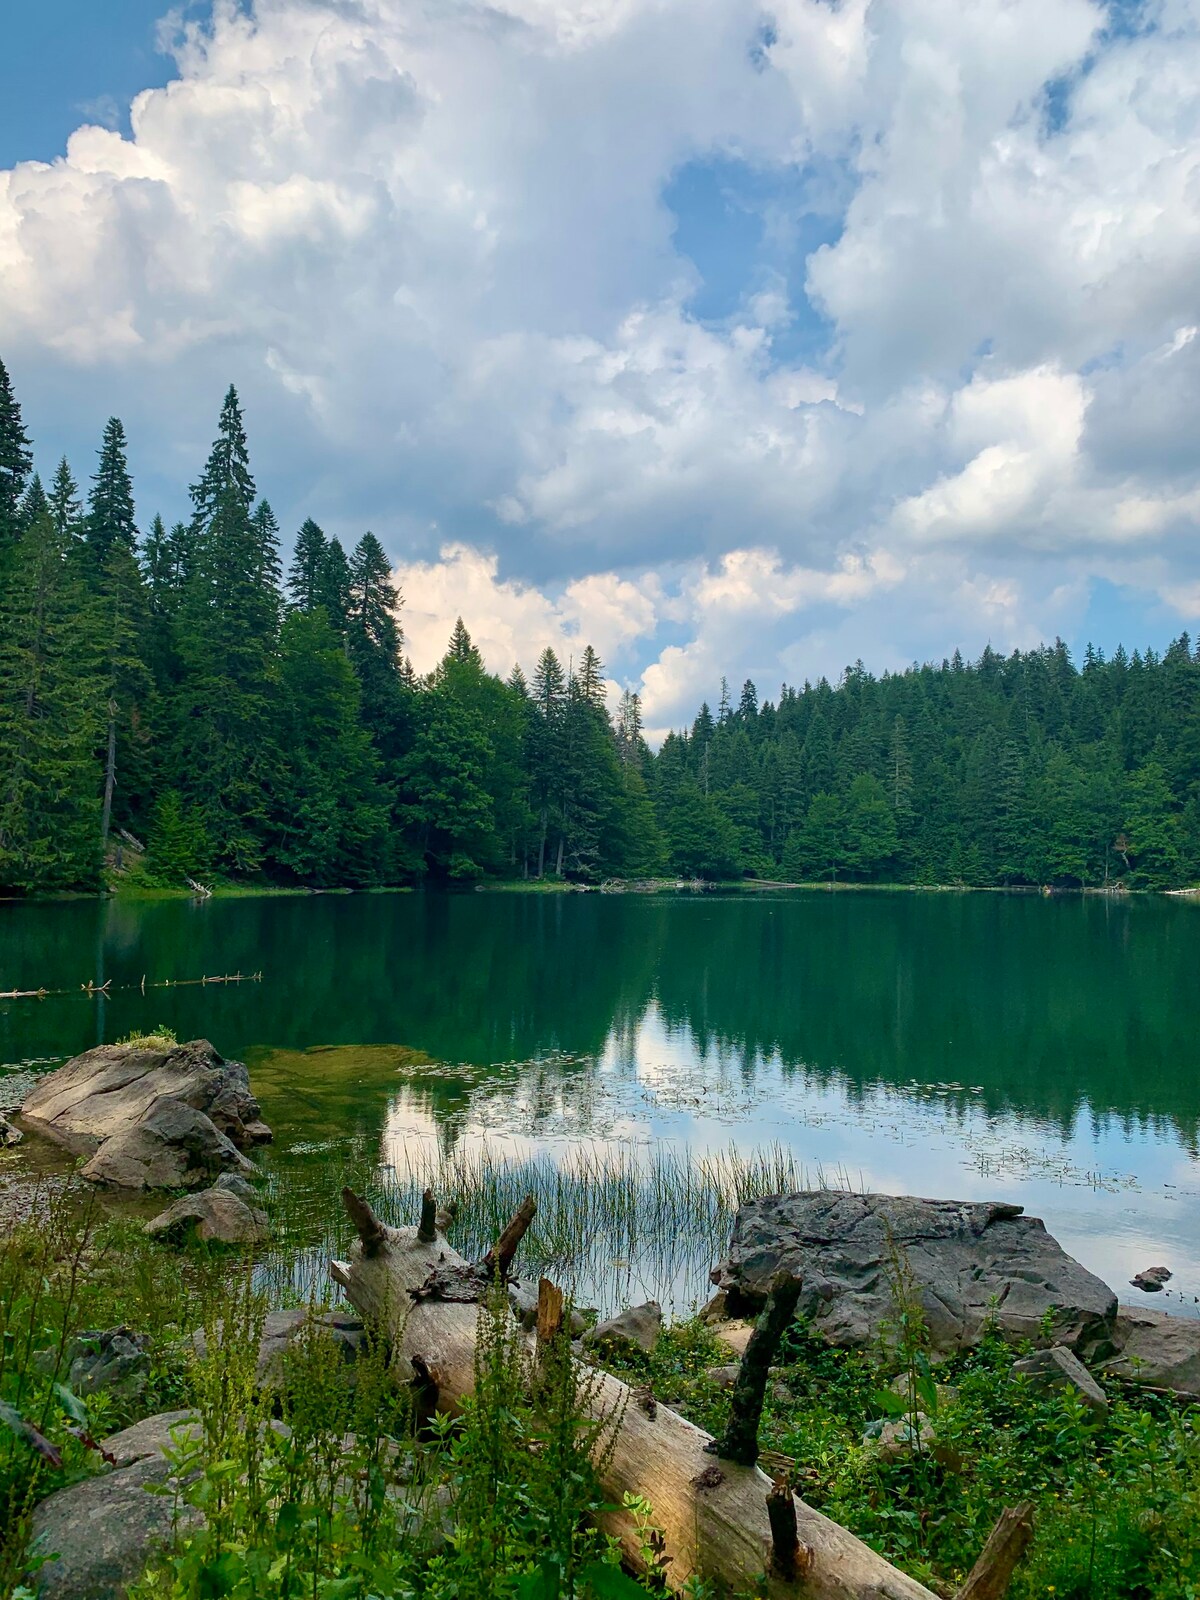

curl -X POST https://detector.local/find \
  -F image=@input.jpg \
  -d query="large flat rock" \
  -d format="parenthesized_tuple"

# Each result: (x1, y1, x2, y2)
(711, 1191, 1117, 1356)
(1100, 1305, 1200, 1399)
(20, 1040, 270, 1191)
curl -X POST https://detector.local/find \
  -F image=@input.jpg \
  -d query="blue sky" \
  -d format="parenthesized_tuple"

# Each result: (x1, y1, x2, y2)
(0, 1, 183, 168)
(2, 0, 1198, 729)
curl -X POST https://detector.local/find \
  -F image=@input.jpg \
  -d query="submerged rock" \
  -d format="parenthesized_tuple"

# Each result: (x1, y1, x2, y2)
(20, 1040, 270, 1191)
(1100, 1305, 1200, 1399)
(1130, 1265, 1172, 1292)
(1012, 1345, 1109, 1417)
(212, 1171, 260, 1202)
(583, 1300, 662, 1356)
(710, 1191, 1117, 1356)
(0, 1112, 22, 1146)
(146, 1187, 270, 1247)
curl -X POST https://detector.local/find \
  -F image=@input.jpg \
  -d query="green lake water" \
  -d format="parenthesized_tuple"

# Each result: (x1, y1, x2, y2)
(2, 889, 1199, 1315)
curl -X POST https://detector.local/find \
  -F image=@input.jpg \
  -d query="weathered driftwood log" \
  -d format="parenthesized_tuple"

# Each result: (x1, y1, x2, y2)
(954, 1503, 1035, 1600)
(331, 1188, 937, 1600)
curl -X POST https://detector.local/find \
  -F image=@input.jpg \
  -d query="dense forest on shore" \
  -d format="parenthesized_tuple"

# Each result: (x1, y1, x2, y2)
(1, 357, 1198, 895)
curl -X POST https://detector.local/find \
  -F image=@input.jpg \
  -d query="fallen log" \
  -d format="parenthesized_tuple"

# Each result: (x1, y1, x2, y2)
(331, 1189, 937, 1600)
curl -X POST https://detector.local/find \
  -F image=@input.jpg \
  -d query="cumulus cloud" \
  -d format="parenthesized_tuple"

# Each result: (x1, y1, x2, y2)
(3, 0, 1200, 734)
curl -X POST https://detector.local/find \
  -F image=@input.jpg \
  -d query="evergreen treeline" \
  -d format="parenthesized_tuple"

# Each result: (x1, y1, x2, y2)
(1, 357, 1197, 894)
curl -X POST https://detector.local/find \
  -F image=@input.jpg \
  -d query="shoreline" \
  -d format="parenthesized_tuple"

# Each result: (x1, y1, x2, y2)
(4, 876, 1198, 906)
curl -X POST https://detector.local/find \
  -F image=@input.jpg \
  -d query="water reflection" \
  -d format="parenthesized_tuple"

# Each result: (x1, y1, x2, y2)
(3, 890, 1200, 1314)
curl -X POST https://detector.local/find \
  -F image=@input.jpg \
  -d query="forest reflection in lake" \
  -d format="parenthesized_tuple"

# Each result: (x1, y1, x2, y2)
(2, 888, 1198, 1312)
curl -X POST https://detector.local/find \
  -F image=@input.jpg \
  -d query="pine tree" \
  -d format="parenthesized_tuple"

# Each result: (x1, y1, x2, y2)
(616, 688, 647, 770)
(530, 647, 567, 875)
(446, 616, 482, 668)
(348, 533, 402, 665)
(172, 386, 280, 872)
(96, 540, 154, 851)
(19, 473, 48, 528)
(86, 417, 137, 569)
(270, 609, 388, 884)
(288, 517, 328, 610)
(315, 537, 351, 630)
(578, 644, 605, 709)
(47, 457, 84, 545)
(146, 789, 211, 884)
(141, 514, 175, 607)
(189, 384, 255, 533)
(0, 357, 32, 550)
(0, 509, 103, 890)
(399, 684, 495, 877)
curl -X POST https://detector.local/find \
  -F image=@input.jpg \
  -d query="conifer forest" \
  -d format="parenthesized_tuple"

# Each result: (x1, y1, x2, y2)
(1, 356, 1198, 896)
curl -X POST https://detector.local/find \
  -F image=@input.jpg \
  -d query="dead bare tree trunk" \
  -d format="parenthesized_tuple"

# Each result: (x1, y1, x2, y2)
(331, 1189, 937, 1600)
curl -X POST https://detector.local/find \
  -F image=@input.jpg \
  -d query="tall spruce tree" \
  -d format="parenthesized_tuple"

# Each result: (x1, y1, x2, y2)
(270, 609, 388, 884)
(96, 540, 154, 851)
(530, 646, 567, 875)
(0, 357, 32, 551)
(0, 509, 103, 889)
(48, 457, 84, 545)
(315, 537, 351, 630)
(172, 385, 280, 872)
(288, 517, 328, 609)
(86, 417, 137, 569)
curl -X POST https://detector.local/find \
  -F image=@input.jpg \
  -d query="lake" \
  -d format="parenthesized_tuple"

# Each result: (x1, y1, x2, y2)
(2, 888, 1198, 1316)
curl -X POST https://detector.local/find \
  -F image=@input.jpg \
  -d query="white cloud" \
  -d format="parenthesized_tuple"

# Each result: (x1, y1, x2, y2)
(2, 0, 1200, 717)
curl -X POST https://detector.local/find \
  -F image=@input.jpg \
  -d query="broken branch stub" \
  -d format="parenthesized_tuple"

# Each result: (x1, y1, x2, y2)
(954, 1503, 1035, 1600)
(713, 1269, 803, 1466)
(417, 1188, 438, 1244)
(342, 1186, 388, 1254)
(479, 1193, 537, 1280)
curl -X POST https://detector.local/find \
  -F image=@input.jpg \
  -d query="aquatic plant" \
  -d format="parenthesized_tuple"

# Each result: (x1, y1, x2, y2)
(259, 1139, 853, 1314)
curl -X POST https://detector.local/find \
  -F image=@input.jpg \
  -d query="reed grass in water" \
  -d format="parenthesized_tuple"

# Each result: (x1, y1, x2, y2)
(261, 1140, 855, 1313)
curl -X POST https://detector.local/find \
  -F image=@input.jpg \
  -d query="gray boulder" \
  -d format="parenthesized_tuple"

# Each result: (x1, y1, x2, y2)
(82, 1098, 255, 1190)
(27, 1452, 202, 1600)
(1100, 1305, 1200, 1399)
(20, 1039, 271, 1190)
(35, 1328, 151, 1403)
(705, 1363, 742, 1390)
(101, 1409, 202, 1467)
(1, 1112, 22, 1146)
(191, 1308, 366, 1385)
(711, 1192, 1117, 1356)
(212, 1171, 260, 1202)
(583, 1300, 662, 1356)
(146, 1187, 270, 1247)
(1012, 1345, 1109, 1417)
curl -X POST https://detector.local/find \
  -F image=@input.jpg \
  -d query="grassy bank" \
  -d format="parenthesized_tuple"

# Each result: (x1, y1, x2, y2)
(2, 1166, 1199, 1599)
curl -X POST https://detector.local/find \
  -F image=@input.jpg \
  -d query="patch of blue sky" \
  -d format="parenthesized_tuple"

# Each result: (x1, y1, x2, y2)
(664, 153, 846, 368)
(0, 0, 207, 169)
(1072, 577, 1181, 663)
